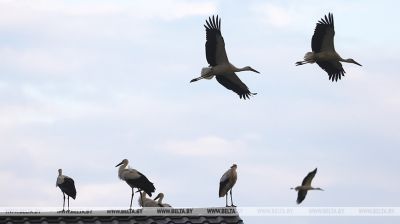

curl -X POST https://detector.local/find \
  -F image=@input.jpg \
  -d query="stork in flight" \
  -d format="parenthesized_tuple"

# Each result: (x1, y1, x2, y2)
(190, 15, 260, 99)
(291, 168, 323, 204)
(296, 13, 361, 81)
(56, 169, 76, 212)
(219, 164, 238, 207)
(116, 159, 156, 210)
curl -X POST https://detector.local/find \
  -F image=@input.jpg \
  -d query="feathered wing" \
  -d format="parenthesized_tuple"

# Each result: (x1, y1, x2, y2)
(216, 73, 256, 99)
(312, 13, 335, 53)
(121, 168, 141, 180)
(204, 15, 229, 66)
(302, 168, 317, 187)
(297, 190, 307, 204)
(126, 171, 156, 197)
(219, 169, 231, 197)
(58, 177, 77, 199)
(316, 61, 345, 81)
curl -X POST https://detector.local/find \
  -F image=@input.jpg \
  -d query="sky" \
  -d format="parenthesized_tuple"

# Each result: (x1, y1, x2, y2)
(0, 0, 400, 223)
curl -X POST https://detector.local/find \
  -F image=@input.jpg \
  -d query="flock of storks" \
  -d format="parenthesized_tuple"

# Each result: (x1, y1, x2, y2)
(191, 13, 361, 99)
(56, 13, 361, 211)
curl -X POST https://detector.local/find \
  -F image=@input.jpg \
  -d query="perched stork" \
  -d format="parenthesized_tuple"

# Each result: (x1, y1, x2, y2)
(138, 191, 160, 207)
(56, 169, 76, 212)
(154, 193, 172, 207)
(219, 164, 237, 207)
(190, 15, 260, 99)
(296, 13, 362, 81)
(291, 168, 323, 204)
(116, 159, 156, 210)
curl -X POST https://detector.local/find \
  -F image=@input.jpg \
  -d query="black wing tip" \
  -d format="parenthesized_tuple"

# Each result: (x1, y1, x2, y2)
(239, 92, 257, 100)
(328, 71, 345, 82)
(311, 168, 318, 174)
(71, 193, 77, 199)
(205, 14, 221, 30)
(317, 12, 334, 26)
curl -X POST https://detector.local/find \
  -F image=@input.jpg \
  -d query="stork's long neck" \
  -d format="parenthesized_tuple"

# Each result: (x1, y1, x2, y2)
(157, 195, 164, 203)
(237, 66, 249, 72)
(118, 163, 127, 179)
(312, 187, 323, 191)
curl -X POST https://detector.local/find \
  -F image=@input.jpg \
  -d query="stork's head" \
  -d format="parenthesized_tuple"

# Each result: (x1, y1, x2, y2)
(58, 169, 62, 175)
(115, 159, 129, 167)
(244, 66, 260, 73)
(231, 164, 237, 169)
(347, 59, 362, 66)
(154, 193, 164, 201)
(315, 187, 324, 191)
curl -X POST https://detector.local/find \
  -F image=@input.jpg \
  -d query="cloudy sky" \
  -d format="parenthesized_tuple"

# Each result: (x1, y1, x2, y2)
(0, 0, 399, 223)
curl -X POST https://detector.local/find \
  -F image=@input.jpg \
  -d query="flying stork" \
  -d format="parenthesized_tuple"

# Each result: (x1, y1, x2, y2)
(116, 159, 156, 210)
(190, 15, 260, 99)
(154, 192, 172, 207)
(56, 169, 76, 212)
(219, 164, 237, 207)
(291, 168, 323, 204)
(296, 13, 362, 81)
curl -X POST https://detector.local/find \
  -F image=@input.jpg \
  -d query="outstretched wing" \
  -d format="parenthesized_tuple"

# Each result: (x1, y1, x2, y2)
(301, 168, 317, 187)
(297, 190, 307, 204)
(312, 13, 335, 53)
(316, 61, 345, 82)
(204, 15, 229, 66)
(216, 73, 256, 100)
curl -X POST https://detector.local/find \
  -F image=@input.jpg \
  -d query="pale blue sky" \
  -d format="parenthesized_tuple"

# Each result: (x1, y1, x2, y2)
(0, 0, 399, 223)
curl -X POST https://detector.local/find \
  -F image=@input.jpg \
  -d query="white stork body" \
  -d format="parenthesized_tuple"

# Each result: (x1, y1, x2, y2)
(219, 164, 237, 207)
(154, 193, 172, 207)
(56, 169, 76, 212)
(291, 168, 323, 204)
(116, 159, 156, 210)
(190, 15, 260, 99)
(138, 192, 160, 207)
(296, 13, 361, 81)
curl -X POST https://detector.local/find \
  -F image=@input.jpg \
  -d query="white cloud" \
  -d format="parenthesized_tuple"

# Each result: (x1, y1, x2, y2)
(0, 47, 82, 76)
(0, 0, 216, 26)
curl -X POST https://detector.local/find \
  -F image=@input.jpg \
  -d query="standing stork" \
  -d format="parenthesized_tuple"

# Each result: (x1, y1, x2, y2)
(154, 193, 172, 207)
(190, 15, 260, 99)
(56, 169, 76, 212)
(291, 168, 323, 204)
(219, 164, 237, 207)
(116, 159, 156, 210)
(296, 13, 362, 81)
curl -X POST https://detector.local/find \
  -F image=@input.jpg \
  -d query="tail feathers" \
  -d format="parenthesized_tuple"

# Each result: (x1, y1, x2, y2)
(296, 52, 315, 66)
(201, 67, 214, 79)
(304, 52, 315, 61)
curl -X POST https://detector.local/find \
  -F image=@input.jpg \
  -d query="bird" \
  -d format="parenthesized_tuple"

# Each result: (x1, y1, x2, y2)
(116, 159, 156, 210)
(219, 164, 238, 207)
(138, 191, 160, 207)
(291, 168, 323, 204)
(190, 15, 260, 99)
(56, 169, 76, 212)
(154, 193, 172, 207)
(295, 13, 362, 81)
